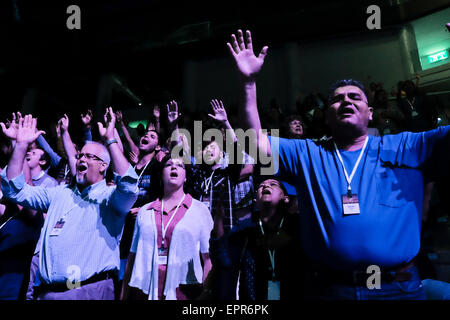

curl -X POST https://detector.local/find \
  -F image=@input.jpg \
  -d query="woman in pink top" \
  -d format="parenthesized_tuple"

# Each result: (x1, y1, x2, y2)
(120, 155, 213, 300)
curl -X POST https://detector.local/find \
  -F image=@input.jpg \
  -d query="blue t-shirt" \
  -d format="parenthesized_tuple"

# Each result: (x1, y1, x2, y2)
(269, 126, 450, 270)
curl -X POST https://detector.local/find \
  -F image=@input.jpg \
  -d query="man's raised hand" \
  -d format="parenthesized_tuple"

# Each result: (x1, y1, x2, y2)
(15, 114, 45, 145)
(208, 99, 229, 123)
(81, 109, 93, 128)
(57, 114, 70, 133)
(98, 107, 116, 141)
(227, 29, 268, 80)
(0, 112, 23, 140)
(167, 100, 180, 125)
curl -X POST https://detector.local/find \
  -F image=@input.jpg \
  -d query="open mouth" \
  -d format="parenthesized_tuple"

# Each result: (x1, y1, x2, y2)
(261, 189, 271, 195)
(141, 137, 149, 145)
(77, 163, 88, 174)
(170, 171, 178, 178)
(339, 106, 356, 116)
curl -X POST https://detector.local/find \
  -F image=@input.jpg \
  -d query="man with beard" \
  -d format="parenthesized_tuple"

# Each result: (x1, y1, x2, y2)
(0, 109, 138, 300)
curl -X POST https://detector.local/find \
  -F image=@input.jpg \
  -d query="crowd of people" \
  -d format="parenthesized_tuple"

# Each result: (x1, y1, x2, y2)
(0, 29, 449, 301)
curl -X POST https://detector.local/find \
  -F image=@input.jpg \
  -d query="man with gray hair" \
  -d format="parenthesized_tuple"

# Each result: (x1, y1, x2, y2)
(0, 108, 139, 300)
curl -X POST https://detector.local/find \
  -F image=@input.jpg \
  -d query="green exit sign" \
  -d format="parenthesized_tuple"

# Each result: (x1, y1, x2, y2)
(427, 50, 448, 63)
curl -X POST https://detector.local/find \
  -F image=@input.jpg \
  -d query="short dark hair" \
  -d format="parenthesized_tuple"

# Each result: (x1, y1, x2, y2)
(327, 79, 368, 104)
(37, 148, 51, 170)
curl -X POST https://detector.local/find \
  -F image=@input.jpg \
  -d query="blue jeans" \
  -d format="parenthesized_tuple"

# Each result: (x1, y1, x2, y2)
(306, 266, 426, 300)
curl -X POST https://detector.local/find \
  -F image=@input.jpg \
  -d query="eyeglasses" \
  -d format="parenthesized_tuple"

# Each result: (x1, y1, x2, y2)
(75, 153, 104, 162)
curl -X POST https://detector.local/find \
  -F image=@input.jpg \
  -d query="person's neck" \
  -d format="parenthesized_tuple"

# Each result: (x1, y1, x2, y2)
(259, 205, 278, 224)
(333, 132, 368, 151)
(137, 151, 155, 167)
(163, 186, 185, 203)
(30, 166, 43, 179)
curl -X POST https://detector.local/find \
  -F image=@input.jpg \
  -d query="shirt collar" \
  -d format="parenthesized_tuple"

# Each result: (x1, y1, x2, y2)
(32, 170, 45, 181)
(73, 179, 106, 197)
(148, 193, 192, 213)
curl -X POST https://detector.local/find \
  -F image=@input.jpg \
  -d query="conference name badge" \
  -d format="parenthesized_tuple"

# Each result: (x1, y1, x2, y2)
(342, 194, 360, 215)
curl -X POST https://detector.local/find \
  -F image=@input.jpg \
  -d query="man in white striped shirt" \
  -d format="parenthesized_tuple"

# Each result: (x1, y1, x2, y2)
(0, 109, 138, 300)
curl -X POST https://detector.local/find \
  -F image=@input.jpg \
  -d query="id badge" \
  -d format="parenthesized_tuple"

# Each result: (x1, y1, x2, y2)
(50, 218, 65, 236)
(267, 280, 280, 300)
(342, 194, 360, 215)
(158, 246, 168, 265)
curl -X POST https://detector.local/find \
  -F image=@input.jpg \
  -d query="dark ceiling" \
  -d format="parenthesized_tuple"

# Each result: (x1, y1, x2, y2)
(0, 0, 448, 122)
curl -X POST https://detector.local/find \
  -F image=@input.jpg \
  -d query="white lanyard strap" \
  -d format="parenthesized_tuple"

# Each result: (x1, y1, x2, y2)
(160, 193, 186, 246)
(333, 136, 368, 194)
(202, 170, 215, 194)
(134, 160, 151, 182)
(258, 217, 285, 279)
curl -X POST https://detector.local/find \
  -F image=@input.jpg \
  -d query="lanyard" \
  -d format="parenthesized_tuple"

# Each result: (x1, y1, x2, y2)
(134, 159, 151, 182)
(258, 217, 285, 279)
(202, 170, 215, 195)
(333, 136, 368, 196)
(160, 193, 186, 248)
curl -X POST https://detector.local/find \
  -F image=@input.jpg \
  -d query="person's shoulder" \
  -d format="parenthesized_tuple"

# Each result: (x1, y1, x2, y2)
(42, 173, 58, 187)
(190, 198, 209, 212)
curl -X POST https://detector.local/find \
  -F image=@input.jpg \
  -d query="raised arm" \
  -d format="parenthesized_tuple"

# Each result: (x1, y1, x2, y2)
(98, 107, 130, 176)
(153, 105, 161, 133)
(81, 109, 93, 142)
(227, 29, 271, 157)
(2, 115, 45, 180)
(116, 110, 139, 155)
(208, 99, 237, 143)
(58, 114, 78, 176)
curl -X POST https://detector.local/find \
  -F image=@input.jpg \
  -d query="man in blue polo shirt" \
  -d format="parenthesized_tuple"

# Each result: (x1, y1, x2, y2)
(226, 29, 450, 300)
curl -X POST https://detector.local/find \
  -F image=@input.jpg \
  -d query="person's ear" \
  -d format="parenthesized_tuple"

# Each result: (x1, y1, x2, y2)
(368, 106, 374, 121)
(284, 195, 290, 204)
(38, 159, 46, 168)
(100, 162, 108, 175)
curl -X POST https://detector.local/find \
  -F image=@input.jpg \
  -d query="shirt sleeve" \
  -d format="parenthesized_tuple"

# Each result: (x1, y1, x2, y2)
(36, 135, 62, 168)
(267, 136, 306, 182)
(109, 164, 139, 216)
(380, 125, 450, 178)
(0, 169, 53, 212)
(83, 128, 93, 142)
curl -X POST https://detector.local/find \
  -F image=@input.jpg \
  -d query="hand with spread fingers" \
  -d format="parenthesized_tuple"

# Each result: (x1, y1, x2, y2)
(0, 112, 23, 141)
(15, 114, 46, 145)
(167, 100, 180, 125)
(227, 29, 268, 80)
(208, 99, 229, 123)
